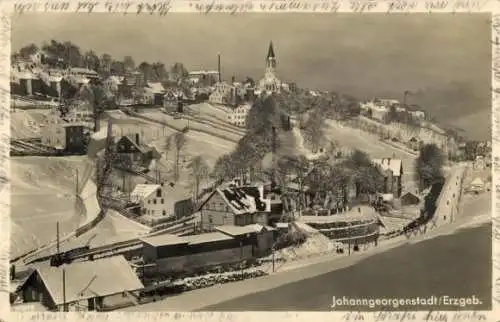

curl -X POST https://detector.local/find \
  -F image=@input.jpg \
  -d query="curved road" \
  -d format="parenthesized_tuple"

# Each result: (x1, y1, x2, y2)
(201, 193, 491, 311)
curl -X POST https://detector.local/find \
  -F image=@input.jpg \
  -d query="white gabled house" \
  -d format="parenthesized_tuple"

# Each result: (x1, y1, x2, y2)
(130, 183, 170, 217)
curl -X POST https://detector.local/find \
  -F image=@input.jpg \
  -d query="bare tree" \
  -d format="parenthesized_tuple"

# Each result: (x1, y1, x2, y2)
(171, 132, 186, 181)
(188, 155, 210, 202)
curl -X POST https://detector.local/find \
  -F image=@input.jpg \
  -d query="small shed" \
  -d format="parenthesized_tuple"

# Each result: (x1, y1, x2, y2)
(400, 191, 421, 206)
(215, 224, 275, 257)
(140, 234, 189, 263)
(470, 177, 485, 190)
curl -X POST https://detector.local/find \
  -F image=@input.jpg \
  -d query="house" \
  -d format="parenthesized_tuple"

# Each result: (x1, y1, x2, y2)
(188, 70, 219, 86)
(409, 110, 426, 120)
(209, 81, 237, 105)
(124, 70, 145, 88)
(400, 191, 420, 206)
(40, 123, 86, 152)
(372, 158, 403, 198)
(199, 185, 272, 231)
(163, 89, 185, 113)
(114, 134, 161, 168)
(130, 181, 193, 218)
(474, 155, 486, 170)
(226, 104, 252, 127)
(147, 82, 165, 106)
(467, 177, 485, 194)
(215, 224, 276, 257)
(102, 75, 123, 96)
(14, 256, 144, 312)
(66, 67, 99, 81)
(139, 232, 253, 275)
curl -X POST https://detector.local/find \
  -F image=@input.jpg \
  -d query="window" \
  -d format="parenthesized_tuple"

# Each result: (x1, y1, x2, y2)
(148, 200, 151, 204)
(152, 210, 155, 215)
(208, 215, 213, 224)
(161, 198, 164, 204)
(153, 199, 157, 205)
(162, 210, 166, 216)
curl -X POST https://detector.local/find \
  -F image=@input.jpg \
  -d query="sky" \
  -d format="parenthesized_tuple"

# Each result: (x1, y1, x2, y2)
(11, 13, 492, 140)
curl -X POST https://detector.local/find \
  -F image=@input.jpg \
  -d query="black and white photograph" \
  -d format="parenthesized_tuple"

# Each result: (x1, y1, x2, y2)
(8, 13, 492, 312)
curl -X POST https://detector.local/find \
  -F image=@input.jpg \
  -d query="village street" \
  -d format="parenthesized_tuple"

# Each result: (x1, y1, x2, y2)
(125, 179, 491, 312)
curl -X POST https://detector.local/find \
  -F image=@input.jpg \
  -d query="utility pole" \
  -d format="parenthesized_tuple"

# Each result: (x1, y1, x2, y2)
(75, 169, 79, 196)
(62, 268, 67, 312)
(240, 240, 244, 276)
(272, 247, 275, 273)
(56, 222, 60, 260)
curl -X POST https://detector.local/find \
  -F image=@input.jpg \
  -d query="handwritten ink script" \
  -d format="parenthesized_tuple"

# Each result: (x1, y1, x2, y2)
(14, 1, 172, 15)
(11, 0, 491, 14)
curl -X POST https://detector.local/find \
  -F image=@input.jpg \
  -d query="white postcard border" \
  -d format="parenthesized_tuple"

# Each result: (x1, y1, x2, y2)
(0, 1, 498, 321)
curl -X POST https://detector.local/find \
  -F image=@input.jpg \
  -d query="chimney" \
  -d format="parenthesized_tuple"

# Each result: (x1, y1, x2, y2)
(217, 53, 221, 82)
(135, 133, 140, 145)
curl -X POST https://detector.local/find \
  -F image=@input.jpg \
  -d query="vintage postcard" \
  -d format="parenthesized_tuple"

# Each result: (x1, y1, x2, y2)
(1, 1, 498, 320)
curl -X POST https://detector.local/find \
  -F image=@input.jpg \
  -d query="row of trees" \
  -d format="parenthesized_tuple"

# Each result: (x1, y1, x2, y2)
(415, 143, 445, 190)
(13, 40, 189, 84)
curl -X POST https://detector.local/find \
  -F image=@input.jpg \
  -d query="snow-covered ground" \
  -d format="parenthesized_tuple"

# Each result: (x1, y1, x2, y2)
(324, 119, 417, 189)
(10, 110, 51, 139)
(10, 156, 89, 259)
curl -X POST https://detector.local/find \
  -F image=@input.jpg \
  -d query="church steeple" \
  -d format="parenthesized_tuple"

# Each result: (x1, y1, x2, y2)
(266, 41, 277, 70)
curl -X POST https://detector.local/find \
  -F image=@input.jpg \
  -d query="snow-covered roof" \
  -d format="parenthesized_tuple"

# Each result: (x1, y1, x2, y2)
(470, 178, 485, 187)
(17, 256, 143, 306)
(130, 184, 161, 203)
(207, 186, 272, 215)
(148, 82, 165, 94)
(215, 224, 274, 237)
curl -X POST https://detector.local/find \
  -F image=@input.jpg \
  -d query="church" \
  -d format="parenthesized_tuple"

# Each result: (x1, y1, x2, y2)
(257, 41, 284, 95)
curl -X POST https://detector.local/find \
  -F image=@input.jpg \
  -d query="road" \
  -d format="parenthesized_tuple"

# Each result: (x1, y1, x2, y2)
(124, 187, 491, 312)
(201, 193, 491, 311)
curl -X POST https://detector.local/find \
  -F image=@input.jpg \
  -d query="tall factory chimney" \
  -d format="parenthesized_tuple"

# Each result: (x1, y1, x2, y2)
(217, 53, 221, 82)
(271, 126, 277, 186)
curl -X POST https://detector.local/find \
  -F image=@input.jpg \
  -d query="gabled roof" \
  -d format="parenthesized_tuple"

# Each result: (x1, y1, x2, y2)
(117, 135, 155, 155)
(401, 191, 420, 200)
(206, 186, 272, 215)
(470, 178, 485, 187)
(18, 256, 143, 306)
(130, 184, 161, 203)
(372, 158, 403, 177)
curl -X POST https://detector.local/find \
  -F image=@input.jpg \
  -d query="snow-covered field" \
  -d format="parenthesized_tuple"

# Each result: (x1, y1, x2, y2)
(10, 156, 89, 259)
(10, 110, 50, 139)
(324, 119, 417, 189)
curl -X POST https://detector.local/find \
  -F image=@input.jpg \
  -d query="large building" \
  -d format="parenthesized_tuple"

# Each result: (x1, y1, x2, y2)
(257, 41, 282, 95)
(225, 103, 252, 128)
(208, 81, 238, 106)
(198, 185, 272, 230)
(372, 158, 403, 198)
